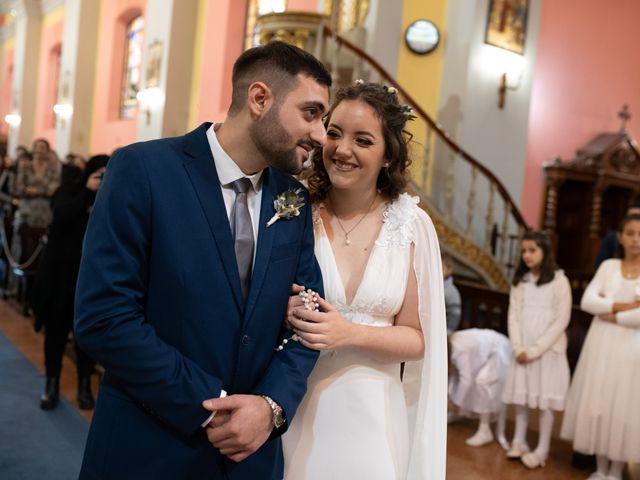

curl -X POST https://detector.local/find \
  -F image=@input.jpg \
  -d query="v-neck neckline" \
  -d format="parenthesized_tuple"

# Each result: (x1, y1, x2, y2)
(317, 203, 387, 306)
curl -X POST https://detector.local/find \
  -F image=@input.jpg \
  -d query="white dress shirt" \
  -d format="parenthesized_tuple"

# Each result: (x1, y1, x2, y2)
(201, 123, 264, 427)
(206, 123, 263, 260)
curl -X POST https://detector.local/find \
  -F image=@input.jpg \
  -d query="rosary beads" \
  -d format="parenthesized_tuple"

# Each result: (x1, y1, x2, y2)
(275, 288, 320, 351)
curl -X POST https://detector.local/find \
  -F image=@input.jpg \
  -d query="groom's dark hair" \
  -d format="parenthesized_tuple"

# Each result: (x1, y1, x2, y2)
(228, 41, 331, 114)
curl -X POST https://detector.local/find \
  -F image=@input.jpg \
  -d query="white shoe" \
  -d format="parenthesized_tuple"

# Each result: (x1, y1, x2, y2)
(506, 442, 530, 459)
(521, 451, 546, 469)
(586, 474, 606, 480)
(465, 426, 494, 447)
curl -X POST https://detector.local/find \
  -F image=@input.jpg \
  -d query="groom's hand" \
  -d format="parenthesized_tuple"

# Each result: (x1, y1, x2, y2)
(202, 394, 272, 462)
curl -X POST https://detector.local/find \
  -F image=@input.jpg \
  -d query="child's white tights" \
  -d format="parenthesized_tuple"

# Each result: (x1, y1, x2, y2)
(596, 455, 625, 480)
(511, 406, 554, 460)
(512, 405, 529, 447)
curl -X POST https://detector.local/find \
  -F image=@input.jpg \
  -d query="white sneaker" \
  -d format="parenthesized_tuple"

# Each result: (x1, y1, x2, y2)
(465, 425, 494, 447)
(506, 442, 530, 459)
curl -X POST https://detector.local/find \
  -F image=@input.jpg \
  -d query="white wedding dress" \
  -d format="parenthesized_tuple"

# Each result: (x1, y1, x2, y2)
(282, 194, 448, 480)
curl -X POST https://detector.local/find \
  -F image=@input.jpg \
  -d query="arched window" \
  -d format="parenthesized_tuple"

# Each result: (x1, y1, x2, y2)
(120, 16, 144, 119)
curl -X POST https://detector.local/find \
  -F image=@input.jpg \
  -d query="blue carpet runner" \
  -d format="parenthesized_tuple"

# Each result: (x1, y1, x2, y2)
(0, 332, 88, 479)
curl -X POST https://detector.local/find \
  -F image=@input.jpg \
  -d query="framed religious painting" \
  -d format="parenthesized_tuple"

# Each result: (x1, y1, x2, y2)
(485, 0, 529, 55)
(145, 40, 163, 88)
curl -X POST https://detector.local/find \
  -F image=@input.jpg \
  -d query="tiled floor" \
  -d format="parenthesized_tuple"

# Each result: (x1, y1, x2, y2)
(0, 299, 636, 479)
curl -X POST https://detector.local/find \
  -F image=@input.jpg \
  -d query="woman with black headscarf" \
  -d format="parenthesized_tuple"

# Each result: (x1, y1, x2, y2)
(34, 154, 109, 410)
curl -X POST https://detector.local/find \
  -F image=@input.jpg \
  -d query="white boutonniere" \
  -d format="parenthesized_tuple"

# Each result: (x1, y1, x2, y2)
(266, 188, 305, 227)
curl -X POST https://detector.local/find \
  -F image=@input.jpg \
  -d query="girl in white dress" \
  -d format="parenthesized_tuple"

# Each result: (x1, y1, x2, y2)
(501, 231, 572, 469)
(561, 214, 640, 480)
(281, 82, 447, 479)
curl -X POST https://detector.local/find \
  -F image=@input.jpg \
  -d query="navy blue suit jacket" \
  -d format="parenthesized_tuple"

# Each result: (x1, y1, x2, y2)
(74, 123, 322, 479)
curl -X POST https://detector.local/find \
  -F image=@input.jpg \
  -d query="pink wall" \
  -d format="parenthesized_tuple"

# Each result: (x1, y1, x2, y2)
(91, 0, 146, 154)
(193, 0, 248, 125)
(34, 18, 63, 148)
(523, 0, 640, 226)
(0, 47, 13, 138)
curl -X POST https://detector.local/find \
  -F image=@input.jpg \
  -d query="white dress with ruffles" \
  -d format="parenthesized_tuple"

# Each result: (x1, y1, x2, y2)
(282, 193, 448, 479)
(501, 271, 572, 411)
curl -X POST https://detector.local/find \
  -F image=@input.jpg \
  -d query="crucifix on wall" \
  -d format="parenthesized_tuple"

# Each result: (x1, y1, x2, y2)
(618, 104, 631, 132)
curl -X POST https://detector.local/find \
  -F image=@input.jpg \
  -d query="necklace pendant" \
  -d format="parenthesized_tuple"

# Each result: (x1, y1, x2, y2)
(345, 238, 351, 246)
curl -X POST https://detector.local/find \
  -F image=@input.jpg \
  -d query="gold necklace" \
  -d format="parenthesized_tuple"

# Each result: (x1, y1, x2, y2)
(330, 193, 377, 246)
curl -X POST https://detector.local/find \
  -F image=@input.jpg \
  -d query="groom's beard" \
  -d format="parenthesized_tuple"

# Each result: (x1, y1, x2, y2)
(251, 105, 303, 175)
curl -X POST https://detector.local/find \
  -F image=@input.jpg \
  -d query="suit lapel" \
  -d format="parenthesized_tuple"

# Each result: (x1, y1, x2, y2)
(244, 168, 277, 321)
(182, 123, 244, 312)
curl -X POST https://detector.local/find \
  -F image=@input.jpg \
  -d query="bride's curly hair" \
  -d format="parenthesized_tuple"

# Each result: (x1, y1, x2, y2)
(306, 82, 414, 203)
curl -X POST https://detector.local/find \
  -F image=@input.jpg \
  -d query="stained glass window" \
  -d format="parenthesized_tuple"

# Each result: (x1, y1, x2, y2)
(120, 16, 144, 119)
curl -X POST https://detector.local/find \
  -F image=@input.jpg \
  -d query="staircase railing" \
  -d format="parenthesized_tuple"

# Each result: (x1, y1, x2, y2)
(320, 25, 529, 287)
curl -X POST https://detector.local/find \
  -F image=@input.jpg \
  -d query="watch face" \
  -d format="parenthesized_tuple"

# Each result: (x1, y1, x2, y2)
(405, 20, 440, 55)
(274, 413, 286, 428)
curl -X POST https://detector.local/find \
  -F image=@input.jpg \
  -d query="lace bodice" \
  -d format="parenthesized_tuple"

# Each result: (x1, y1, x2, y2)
(314, 193, 419, 327)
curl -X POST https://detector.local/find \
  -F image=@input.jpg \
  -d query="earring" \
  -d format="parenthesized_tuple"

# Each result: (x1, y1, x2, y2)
(383, 162, 390, 168)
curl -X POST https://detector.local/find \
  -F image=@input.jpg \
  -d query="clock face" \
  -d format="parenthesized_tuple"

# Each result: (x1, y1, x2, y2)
(405, 20, 440, 55)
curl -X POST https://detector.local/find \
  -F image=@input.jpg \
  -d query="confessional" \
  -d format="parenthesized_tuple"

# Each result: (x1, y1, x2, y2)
(541, 128, 640, 299)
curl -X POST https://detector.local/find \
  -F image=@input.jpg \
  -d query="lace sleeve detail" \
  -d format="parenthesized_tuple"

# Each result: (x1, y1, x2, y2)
(376, 193, 419, 248)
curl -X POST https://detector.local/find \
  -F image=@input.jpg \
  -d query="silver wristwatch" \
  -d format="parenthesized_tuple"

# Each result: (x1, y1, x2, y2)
(261, 395, 285, 429)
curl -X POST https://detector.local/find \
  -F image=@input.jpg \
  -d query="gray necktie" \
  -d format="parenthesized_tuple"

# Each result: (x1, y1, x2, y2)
(231, 178, 254, 299)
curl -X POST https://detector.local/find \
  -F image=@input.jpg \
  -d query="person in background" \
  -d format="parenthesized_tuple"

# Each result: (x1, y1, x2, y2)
(595, 201, 640, 269)
(61, 153, 86, 184)
(34, 154, 109, 410)
(442, 252, 462, 334)
(501, 230, 572, 470)
(14, 138, 60, 230)
(561, 213, 640, 480)
(448, 327, 511, 449)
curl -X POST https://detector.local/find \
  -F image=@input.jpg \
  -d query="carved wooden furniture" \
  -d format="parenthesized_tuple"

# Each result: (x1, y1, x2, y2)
(541, 130, 640, 299)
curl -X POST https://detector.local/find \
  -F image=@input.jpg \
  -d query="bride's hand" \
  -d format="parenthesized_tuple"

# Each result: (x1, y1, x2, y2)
(284, 284, 305, 328)
(289, 296, 355, 350)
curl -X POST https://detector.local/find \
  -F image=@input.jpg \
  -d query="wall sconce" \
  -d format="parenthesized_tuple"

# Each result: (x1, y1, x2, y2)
(136, 87, 164, 125)
(497, 63, 524, 109)
(4, 113, 21, 127)
(53, 103, 74, 127)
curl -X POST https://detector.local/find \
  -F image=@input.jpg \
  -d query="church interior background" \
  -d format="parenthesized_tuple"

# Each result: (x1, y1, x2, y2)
(0, 0, 638, 478)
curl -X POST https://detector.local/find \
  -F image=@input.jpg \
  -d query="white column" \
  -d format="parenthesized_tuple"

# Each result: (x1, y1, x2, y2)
(54, 0, 101, 157)
(136, 0, 198, 141)
(7, 0, 42, 154)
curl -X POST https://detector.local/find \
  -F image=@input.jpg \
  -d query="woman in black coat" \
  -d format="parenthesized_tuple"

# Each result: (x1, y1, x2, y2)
(35, 154, 109, 410)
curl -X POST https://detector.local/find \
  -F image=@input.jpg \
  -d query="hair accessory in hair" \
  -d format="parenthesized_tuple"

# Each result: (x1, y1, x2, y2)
(354, 79, 365, 86)
(386, 86, 398, 95)
(400, 105, 416, 121)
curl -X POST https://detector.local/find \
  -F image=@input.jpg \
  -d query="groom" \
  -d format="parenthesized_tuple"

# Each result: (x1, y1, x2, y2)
(74, 41, 330, 479)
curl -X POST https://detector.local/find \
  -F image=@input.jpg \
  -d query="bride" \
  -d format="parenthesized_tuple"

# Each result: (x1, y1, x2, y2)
(281, 82, 447, 479)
